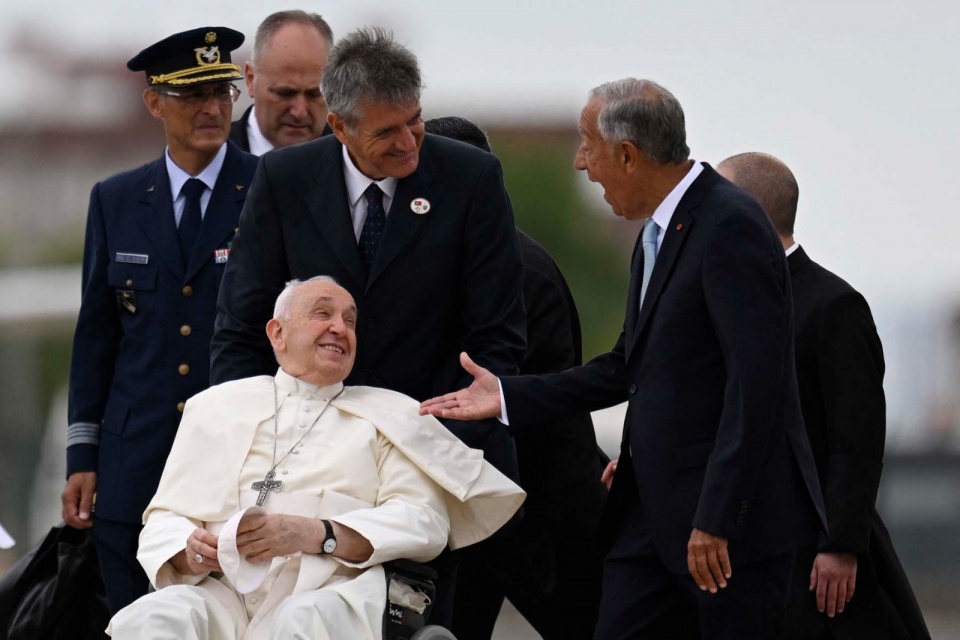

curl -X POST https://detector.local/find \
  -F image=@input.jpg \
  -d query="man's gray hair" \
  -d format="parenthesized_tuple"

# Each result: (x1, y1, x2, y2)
(273, 275, 341, 320)
(252, 10, 334, 68)
(321, 27, 422, 128)
(589, 78, 690, 165)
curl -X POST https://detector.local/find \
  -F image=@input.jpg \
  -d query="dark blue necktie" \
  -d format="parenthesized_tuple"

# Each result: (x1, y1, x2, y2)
(359, 184, 386, 276)
(178, 178, 205, 267)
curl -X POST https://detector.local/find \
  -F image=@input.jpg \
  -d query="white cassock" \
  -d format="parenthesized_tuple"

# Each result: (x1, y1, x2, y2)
(108, 369, 525, 640)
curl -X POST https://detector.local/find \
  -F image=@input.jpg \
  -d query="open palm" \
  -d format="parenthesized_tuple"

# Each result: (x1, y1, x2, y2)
(419, 352, 502, 421)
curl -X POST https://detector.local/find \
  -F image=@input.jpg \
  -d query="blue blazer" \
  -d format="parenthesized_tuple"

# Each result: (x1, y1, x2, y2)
(67, 141, 259, 523)
(502, 165, 828, 573)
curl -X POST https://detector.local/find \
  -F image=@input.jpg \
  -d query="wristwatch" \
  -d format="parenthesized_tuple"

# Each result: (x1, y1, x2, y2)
(319, 519, 337, 555)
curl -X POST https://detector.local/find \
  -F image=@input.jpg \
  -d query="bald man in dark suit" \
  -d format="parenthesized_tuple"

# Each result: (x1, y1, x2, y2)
(228, 10, 333, 155)
(718, 152, 930, 640)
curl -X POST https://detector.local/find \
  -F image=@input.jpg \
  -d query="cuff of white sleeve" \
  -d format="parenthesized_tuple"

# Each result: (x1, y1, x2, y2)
(498, 379, 509, 426)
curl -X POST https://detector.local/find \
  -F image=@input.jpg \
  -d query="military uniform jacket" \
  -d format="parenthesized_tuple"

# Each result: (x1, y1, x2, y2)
(67, 141, 259, 524)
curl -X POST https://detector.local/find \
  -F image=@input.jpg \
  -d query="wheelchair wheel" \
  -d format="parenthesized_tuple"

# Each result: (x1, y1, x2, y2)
(410, 625, 458, 640)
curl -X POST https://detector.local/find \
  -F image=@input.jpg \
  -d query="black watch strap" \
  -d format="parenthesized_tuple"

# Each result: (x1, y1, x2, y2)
(320, 519, 337, 555)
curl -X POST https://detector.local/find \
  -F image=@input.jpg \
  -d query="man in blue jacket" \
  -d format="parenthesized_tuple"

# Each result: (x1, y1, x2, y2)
(61, 26, 259, 615)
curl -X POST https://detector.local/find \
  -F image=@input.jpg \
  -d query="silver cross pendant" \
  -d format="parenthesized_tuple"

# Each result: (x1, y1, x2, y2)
(251, 469, 282, 507)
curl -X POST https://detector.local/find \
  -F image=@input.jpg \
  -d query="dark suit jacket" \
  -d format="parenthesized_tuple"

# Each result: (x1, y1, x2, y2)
(211, 133, 526, 477)
(784, 247, 929, 639)
(451, 231, 606, 638)
(227, 105, 255, 152)
(228, 105, 332, 153)
(67, 142, 258, 523)
(502, 164, 827, 573)
(515, 231, 603, 493)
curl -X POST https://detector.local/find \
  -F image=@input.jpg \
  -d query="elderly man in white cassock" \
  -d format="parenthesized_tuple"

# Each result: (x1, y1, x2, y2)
(108, 276, 525, 639)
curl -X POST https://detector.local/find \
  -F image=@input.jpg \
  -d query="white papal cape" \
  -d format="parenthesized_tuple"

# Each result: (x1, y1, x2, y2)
(109, 372, 525, 640)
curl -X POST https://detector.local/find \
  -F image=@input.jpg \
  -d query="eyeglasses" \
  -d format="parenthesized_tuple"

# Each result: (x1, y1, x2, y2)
(154, 84, 240, 107)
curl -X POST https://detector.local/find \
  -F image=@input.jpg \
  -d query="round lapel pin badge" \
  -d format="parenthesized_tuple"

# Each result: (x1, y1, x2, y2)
(410, 198, 431, 215)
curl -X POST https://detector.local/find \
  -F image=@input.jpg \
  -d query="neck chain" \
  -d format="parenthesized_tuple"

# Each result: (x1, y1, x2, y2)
(251, 379, 344, 507)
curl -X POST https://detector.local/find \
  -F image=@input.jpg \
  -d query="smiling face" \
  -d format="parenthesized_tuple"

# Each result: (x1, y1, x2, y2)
(246, 23, 331, 148)
(329, 100, 424, 180)
(267, 280, 358, 387)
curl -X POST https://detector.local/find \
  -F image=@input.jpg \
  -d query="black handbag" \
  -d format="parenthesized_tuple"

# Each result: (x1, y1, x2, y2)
(0, 523, 110, 640)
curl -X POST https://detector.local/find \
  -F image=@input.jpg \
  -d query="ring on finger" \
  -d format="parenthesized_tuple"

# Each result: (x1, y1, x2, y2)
(194, 553, 204, 564)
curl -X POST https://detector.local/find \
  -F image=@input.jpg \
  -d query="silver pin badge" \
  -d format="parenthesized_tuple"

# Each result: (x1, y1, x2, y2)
(410, 198, 431, 215)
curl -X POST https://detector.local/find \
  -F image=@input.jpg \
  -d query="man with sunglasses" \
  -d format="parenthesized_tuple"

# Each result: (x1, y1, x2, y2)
(61, 26, 258, 615)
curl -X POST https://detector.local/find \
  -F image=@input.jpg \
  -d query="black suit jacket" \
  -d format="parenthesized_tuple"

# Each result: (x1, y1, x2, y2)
(211, 133, 526, 477)
(515, 231, 602, 493)
(67, 142, 258, 523)
(503, 165, 827, 573)
(784, 247, 929, 639)
(229, 105, 333, 153)
(227, 105, 254, 152)
(790, 246, 886, 551)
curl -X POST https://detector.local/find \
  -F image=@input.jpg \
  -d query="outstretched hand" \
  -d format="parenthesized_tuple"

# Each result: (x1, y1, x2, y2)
(419, 352, 502, 421)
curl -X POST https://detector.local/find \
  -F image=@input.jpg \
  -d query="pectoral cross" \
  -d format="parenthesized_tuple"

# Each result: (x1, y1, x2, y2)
(252, 469, 282, 507)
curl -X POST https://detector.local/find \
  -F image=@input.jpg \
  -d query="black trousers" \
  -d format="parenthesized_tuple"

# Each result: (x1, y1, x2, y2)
(92, 516, 150, 616)
(595, 494, 795, 640)
(452, 479, 606, 640)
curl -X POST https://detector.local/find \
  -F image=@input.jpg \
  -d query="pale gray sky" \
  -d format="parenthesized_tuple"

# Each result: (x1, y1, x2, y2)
(2, 0, 956, 301)
(2, 0, 959, 439)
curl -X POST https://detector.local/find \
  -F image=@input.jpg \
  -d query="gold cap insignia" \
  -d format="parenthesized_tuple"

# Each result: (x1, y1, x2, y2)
(195, 46, 221, 66)
(205, 32, 217, 44)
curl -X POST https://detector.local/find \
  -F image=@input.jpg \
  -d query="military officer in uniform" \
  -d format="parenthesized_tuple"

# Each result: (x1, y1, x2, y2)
(60, 27, 259, 615)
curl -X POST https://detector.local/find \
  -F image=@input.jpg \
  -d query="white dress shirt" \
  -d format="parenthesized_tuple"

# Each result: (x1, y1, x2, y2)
(341, 145, 398, 241)
(245, 106, 275, 157)
(645, 160, 704, 251)
(165, 143, 227, 227)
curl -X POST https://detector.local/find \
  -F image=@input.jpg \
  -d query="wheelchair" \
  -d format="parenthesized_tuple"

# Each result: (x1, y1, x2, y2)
(383, 560, 457, 640)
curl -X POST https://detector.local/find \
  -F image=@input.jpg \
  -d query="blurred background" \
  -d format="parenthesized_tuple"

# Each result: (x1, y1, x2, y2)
(0, 0, 958, 636)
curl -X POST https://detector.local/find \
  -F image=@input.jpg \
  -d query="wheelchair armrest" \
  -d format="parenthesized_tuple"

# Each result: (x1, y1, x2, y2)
(383, 559, 438, 582)
(383, 560, 440, 640)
